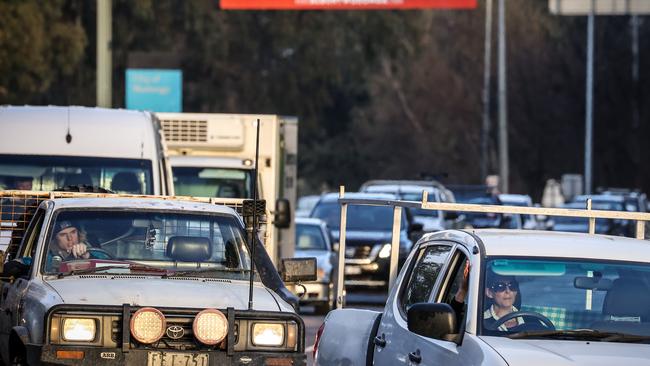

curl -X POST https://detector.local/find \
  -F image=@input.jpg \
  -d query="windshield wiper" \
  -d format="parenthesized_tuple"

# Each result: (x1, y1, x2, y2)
(58, 263, 168, 277)
(166, 267, 251, 277)
(509, 329, 650, 343)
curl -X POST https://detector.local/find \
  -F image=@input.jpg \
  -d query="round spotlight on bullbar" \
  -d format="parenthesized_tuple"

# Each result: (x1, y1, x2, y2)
(193, 309, 228, 345)
(130, 307, 166, 344)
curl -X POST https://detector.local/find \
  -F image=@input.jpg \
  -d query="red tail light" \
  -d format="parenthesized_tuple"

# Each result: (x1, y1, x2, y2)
(313, 321, 326, 360)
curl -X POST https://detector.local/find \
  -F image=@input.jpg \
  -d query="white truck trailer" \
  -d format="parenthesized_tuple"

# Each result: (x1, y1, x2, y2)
(156, 113, 298, 264)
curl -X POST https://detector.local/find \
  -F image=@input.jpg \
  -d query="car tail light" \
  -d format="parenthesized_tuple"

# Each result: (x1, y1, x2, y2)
(313, 321, 326, 360)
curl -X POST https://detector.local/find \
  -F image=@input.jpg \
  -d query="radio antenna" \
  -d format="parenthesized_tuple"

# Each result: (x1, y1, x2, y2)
(248, 118, 261, 310)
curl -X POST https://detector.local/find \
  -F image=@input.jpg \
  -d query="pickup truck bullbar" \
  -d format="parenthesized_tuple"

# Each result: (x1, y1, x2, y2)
(0, 190, 266, 261)
(334, 186, 650, 309)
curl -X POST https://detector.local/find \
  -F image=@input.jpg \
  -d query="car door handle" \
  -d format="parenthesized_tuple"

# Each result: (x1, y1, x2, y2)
(408, 349, 421, 364)
(373, 333, 386, 348)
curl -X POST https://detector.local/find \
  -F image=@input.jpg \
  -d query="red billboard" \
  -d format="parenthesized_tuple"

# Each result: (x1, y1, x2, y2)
(220, 0, 477, 10)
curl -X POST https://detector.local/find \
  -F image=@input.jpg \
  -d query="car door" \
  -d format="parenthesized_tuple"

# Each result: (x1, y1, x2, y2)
(407, 247, 478, 366)
(0, 208, 45, 358)
(373, 242, 453, 366)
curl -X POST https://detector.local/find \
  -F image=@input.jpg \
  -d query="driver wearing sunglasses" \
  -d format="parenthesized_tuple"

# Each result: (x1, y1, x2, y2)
(483, 273, 524, 331)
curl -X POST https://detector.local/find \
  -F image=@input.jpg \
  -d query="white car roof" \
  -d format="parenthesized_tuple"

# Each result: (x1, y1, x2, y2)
(0, 106, 158, 160)
(498, 194, 532, 206)
(473, 229, 650, 263)
(364, 184, 439, 194)
(49, 197, 239, 216)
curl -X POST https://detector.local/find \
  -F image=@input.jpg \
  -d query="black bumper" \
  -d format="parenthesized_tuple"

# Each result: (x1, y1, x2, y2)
(36, 345, 306, 366)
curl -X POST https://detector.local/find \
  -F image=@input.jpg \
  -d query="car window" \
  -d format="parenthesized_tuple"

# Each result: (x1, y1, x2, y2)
(295, 224, 327, 250)
(399, 244, 452, 314)
(481, 258, 650, 337)
(19, 208, 45, 260)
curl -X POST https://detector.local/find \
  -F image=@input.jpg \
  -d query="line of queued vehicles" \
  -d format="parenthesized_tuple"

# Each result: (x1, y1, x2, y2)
(293, 180, 649, 314)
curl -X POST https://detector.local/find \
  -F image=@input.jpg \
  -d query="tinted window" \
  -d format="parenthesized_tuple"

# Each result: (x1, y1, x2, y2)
(400, 245, 452, 312)
(0, 154, 152, 194)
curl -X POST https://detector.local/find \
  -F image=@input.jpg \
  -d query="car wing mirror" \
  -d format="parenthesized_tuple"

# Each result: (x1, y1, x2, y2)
(409, 223, 424, 233)
(274, 199, 291, 229)
(407, 303, 457, 342)
(444, 211, 460, 220)
(280, 257, 317, 283)
(1, 258, 31, 280)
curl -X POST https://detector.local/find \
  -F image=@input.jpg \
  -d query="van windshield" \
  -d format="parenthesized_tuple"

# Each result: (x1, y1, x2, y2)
(0, 154, 153, 194)
(171, 167, 252, 198)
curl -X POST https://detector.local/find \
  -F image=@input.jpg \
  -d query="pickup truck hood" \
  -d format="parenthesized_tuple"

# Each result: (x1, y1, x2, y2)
(481, 336, 650, 365)
(45, 276, 281, 311)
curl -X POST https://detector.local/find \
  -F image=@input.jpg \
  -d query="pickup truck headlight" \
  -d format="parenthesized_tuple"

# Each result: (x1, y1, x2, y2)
(193, 309, 228, 345)
(252, 323, 284, 346)
(131, 307, 166, 344)
(378, 244, 391, 259)
(62, 318, 96, 342)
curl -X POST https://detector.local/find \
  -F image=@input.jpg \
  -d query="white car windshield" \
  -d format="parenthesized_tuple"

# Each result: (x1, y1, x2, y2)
(42, 210, 253, 280)
(481, 258, 650, 339)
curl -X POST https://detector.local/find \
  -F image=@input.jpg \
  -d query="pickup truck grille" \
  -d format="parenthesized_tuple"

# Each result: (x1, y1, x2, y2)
(112, 311, 238, 351)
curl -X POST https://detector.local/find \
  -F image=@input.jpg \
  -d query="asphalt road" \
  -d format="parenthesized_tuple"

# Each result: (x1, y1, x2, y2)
(301, 289, 388, 365)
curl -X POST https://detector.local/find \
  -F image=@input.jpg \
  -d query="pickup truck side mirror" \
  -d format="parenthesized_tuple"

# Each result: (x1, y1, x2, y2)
(280, 257, 317, 283)
(1, 259, 30, 280)
(407, 303, 457, 342)
(274, 199, 291, 229)
(444, 211, 460, 221)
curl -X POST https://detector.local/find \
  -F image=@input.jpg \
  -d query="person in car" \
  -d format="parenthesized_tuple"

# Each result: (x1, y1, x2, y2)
(49, 220, 90, 262)
(483, 273, 524, 331)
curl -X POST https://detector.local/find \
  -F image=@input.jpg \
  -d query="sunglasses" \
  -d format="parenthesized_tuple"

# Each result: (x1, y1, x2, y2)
(490, 281, 519, 293)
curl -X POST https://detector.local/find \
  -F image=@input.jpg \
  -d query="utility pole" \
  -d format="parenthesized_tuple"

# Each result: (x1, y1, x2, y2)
(631, 15, 640, 129)
(97, 0, 112, 107)
(584, 1, 594, 195)
(481, 0, 494, 182)
(498, 0, 508, 193)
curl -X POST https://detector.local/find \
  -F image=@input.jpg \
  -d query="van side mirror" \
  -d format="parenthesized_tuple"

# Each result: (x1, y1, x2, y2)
(274, 199, 291, 228)
(407, 303, 457, 342)
(280, 257, 317, 283)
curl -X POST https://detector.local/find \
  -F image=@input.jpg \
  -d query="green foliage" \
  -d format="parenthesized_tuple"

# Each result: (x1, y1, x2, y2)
(0, 0, 87, 103)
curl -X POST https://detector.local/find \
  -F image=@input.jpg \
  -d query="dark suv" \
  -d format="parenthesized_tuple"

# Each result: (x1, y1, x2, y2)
(309, 192, 418, 288)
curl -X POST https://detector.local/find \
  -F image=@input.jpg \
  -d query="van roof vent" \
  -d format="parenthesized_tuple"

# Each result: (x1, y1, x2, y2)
(161, 119, 208, 143)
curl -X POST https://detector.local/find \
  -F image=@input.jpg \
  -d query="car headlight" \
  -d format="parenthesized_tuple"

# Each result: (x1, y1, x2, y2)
(62, 318, 96, 342)
(378, 244, 391, 259)
(252, 323, 284, 346)
(193, 309, 228, 345)
(130, 307, 165, 344)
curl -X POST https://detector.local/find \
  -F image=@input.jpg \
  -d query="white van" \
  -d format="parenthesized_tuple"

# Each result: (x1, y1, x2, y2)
(0, 106, 173, 195)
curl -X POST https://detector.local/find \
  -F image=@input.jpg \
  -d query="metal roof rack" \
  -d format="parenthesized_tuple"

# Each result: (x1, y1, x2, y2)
(333, 186, 650, 309)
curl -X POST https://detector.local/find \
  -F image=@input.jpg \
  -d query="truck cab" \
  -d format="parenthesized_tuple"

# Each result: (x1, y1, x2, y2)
(156, 113, 298, 264)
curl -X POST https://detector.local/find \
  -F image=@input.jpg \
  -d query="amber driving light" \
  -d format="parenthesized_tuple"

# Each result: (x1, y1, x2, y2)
(130, 307, 166, 344)
(193, 308, 228, 345)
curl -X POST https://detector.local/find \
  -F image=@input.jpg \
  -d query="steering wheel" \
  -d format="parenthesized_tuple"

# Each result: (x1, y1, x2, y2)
(87, 247, 115, 260)
(489, 311, 555, 331)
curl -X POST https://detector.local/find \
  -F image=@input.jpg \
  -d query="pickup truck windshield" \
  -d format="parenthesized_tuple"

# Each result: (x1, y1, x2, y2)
(0, 154, 153, 194)
(42, 210, 253, 280)
(311, 202, 407, 231)
(172, 167, 252, 198)
(481, 257, 650, 339)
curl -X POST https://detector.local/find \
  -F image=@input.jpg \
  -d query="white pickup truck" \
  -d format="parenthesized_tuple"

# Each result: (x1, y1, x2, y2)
(315, 196, 650, 366)
(0, 191, 314, 365)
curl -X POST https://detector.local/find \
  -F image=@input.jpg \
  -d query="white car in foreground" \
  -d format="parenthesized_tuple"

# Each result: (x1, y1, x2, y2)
(315, 226, 650, 365)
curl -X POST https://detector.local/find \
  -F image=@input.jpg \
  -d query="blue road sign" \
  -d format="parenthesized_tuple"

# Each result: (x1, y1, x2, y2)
(126, 69, 182, 112)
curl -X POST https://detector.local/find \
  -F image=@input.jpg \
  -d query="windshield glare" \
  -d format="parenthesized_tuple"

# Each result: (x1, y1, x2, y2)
(0, 154, 152, 194)
(172, 167, 252, 198)
(42, 210, 253, 280)
(311, 202, 407, 231)
(296, 224, 327, 250)
(481, 258, 650, 338)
